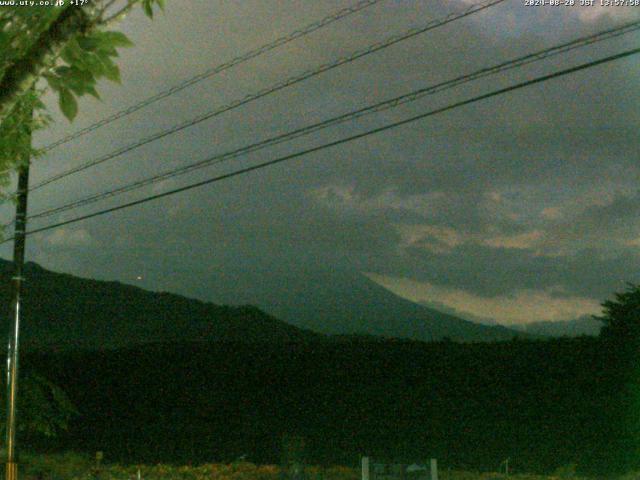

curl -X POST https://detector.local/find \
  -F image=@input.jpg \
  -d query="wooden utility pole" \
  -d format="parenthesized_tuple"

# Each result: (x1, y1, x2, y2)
(5, 130, 31, 480)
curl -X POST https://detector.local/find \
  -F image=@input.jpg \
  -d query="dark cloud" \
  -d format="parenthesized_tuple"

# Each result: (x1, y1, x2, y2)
(390, 243, 639, 299)
(1, 0, 638, 322)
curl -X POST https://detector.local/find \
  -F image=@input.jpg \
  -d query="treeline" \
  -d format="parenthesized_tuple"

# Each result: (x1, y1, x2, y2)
(21, 335, 639, 476)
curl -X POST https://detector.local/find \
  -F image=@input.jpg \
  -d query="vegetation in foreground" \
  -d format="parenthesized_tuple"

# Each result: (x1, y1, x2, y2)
(18, 453, 592, 480)
(12, 285, 640, 476)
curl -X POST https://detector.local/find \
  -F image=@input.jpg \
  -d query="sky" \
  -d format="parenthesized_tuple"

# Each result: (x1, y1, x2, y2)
(1, 0, 639, 326)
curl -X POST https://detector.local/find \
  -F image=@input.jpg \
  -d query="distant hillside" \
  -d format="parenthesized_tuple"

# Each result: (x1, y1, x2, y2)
(0, 260, 320, 351)
(24, 336, 623, 474)
(512, 316, 602, 337)
(0, 261, 529, 350)
(246, 269, 531, 342)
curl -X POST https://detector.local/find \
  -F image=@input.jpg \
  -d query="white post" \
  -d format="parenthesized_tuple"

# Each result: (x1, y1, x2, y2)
(430, 459, 438, 480)
(362, 457, 370, 480)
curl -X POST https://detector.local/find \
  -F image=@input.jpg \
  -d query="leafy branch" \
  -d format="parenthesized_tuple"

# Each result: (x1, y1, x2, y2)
(0, 0, 165, 172)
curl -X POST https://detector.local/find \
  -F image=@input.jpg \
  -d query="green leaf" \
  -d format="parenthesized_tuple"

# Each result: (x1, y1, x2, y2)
(43, 73, 62, 92)
(66, 82, 88, 96)
(70, 67, 94, 85)
(79, 52, 106, 77)
(53, 66, 72, 76)
(85, 85, 101, 100)
(51, 66, 95, 96)
(58, 88, 78, 121)
(155, 0, 166, 11)
(101, 58, 121, 83)
(60, 38, 83, 65)
(143, 0, 154, 18)
(99, 31, 134, 48)
(95, 44, 118, 60)
(77, 35, 101, 52)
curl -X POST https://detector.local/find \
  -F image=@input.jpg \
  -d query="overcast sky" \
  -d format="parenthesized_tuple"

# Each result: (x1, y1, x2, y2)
(1, 0, 639, 326)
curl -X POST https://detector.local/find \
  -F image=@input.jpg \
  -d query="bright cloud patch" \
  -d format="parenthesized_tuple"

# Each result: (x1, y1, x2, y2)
(396, 224, 463, 253)
(45, 228, 94, 248)
(308, 185, 445, 217)
(366, 272, 601, 325)
(575, 3, 640, 22)
(482, 230, 543, 249)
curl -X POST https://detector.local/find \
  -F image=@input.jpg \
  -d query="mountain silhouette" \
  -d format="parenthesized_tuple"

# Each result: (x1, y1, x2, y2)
(214, 268, 531, 342)
(0, 261, 528, 350)
(512, 316, 602, 337)
(0, 260, 320, 350)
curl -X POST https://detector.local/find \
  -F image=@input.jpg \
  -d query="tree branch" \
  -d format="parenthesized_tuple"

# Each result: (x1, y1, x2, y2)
(98, 0, 121, 20)
(0, 6, 93, 126)
(100, 0, 139, 27)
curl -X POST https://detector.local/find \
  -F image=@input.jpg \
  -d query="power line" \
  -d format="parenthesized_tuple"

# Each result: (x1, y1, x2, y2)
(6, 45, 638, 244)
(25, 19, 640, 223)
(29, 0, 507, 191)
(37, 0, 387, 154)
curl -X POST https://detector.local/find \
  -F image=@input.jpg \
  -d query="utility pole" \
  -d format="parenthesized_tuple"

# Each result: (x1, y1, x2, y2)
(5, 115, 32, 480)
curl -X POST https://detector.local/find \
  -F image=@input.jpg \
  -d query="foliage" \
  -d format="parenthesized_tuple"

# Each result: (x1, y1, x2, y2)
(40, 0, 165, 122)
(0, 371, 78, 439)
(11, 275, 637, 477)
(16, 455, 599, 480)
(551, 464, 577, 479)
(0, 0, 166, 174)
(19, 455, 358, 480)
(595, 283, 640, 346)
(593, 284, 640, 473)
(43, 29, 136, 120)
(0, 88, 49, 195)
(0, 9, 64, 72)
(22, 451, 93, 480)
(18, 372, 78, 438)
(26, 336, 622, 475)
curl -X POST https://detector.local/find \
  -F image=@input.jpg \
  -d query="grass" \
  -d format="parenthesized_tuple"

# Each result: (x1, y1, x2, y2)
(19, 453, 358, 480)
(16, 453, 593, 480)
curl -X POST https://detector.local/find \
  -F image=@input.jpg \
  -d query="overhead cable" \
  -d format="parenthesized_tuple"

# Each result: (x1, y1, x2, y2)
(7, 45, 638, 243)
(26, 20, 640, 222)
(29, 0, 507, 191)
(37, 0, 388, 153)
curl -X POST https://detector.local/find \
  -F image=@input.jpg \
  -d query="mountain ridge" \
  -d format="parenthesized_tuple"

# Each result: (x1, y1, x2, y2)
(0, 259, 531, 350)
(249, 268, 532, 342)
(0, 260, 322, 351)
(511, 316, 602, 337)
